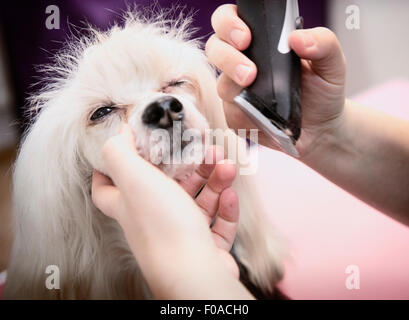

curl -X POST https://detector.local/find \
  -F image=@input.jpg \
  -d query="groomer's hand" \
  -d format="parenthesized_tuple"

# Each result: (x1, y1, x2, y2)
(179, 146, 239, 253)
(178, 146, 240, 278)
(91, 125, 251, 299)
(206, 4, 346, 158)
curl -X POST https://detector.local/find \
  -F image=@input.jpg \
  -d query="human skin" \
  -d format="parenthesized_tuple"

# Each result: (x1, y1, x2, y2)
(92, 125, 253, 300)
(206, 4, 409, 225)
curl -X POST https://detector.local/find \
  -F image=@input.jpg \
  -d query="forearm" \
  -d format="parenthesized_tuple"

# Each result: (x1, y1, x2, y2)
(123, 227, 254, 300)
(118, 194, 253, 300)
(301, 99, 409, 224)
(146, 243, 252, 300)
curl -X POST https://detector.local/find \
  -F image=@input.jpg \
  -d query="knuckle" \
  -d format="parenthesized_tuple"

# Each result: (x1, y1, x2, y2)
(216, 76, 227, 98)
(212, 4, 249, 48)
(216, 53, 233, 75)
(205, 34, 215, 57)
(217, 74, 238, 102)
(210, 11, 216, 29)
(216, 4, 237, 21)
(210, 7, 220, 30)
(223, 188, 239, 208)
(318, 27, 338, 45)
(205, 33, 214, 57)
(223, 14, 239, 30)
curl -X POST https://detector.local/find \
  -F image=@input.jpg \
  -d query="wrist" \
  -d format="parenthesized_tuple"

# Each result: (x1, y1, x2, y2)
(135, 237, 241, 299)
(148, 248, 252, 299)
(121, 220, 251, 299)
(299, 99, 354, 168)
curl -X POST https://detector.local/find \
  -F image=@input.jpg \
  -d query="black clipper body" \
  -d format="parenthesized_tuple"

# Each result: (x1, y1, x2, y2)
(235, 0, 303, 157)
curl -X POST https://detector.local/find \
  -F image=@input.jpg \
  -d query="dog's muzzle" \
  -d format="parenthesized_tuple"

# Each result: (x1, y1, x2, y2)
(142, 96, 184, 129)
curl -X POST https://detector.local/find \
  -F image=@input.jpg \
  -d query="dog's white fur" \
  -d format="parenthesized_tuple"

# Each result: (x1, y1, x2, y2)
(4, 9, 283, 299)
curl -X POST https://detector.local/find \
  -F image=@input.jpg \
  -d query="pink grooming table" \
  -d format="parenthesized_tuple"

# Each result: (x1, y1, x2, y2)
(256, 80, 409, 299)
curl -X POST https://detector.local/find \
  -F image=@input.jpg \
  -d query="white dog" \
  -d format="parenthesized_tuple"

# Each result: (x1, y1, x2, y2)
(4, 9, 284, 299)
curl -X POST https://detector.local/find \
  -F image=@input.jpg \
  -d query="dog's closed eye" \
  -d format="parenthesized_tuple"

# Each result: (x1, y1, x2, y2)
(161, 79, 188, 93)
(168, 80, 186, 87)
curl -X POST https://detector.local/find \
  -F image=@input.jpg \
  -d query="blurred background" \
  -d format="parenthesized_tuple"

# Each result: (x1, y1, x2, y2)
(0, 0, 408, 295)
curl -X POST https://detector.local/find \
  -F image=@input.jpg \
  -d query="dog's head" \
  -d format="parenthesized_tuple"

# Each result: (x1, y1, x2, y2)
(31, 13, 218, 181)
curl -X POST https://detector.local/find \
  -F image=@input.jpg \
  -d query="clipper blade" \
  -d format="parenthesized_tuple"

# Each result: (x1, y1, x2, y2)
(234, 94, 299, 158)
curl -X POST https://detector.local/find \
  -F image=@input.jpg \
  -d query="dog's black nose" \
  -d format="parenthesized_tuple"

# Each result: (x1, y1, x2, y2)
(142, 96, 184, 129)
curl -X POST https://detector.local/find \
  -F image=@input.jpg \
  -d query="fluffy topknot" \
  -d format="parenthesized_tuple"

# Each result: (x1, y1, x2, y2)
(26, 4, 200, 127)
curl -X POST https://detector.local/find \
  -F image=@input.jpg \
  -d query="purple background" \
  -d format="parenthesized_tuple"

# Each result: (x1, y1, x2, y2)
(0, 0, 327, 130)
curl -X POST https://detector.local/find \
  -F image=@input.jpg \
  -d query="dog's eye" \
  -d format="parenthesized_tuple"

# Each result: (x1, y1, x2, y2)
(90, 106, 116, 121)
(161, 80, 189, 93)
(168, 80, 186, 87)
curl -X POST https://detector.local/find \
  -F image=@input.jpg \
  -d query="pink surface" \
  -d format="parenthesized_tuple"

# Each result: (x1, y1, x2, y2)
(256, 80, 409, 299)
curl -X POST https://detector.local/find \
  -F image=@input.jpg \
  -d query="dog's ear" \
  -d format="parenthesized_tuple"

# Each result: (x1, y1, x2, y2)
(233, 174, 285, 293)
(4, 102, 98, 299)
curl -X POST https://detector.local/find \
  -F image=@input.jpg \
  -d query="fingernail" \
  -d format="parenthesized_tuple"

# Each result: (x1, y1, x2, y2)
(230, 29, 245, 48)
(302, 31, 316, 48)
(235, 64, 252, 84)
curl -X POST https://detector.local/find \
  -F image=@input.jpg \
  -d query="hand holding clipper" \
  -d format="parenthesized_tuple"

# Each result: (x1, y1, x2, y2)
(234, 0, 303, 157)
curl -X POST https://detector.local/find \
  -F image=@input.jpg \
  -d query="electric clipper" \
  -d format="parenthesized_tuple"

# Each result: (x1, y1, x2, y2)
(234, 0, 303, 157)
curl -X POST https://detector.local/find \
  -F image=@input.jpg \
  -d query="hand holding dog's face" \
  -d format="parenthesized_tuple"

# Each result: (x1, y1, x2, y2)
(92, 127, 240, 281)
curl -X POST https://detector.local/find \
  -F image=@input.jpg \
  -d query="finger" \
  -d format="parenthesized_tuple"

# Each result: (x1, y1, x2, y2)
(179, 145, 225, 197)
(217, 73, 263, 137)
(102, 124, 135, 166)
(220, 83, 260, 130)
(210, 4, 251, 50)
(216, 73, 243, 103)
(221, 96, 281, 150)
(103, 126, 170, 196)
(206, 34, 257, 88)
(289, 27, 346, 86)
(101, 124, 138, 186)
(91, 170, 120, 218)
(211, 188, 239, 252)
(196, 161, 236, 224)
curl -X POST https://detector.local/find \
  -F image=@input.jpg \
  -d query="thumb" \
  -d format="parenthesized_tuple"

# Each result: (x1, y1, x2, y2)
(102, 124, 166, 192)
(118, 123, 136, 148)
(91, 170, 120, 219)
(289, 27, 346, 86)
(101, 124, 139, 184)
